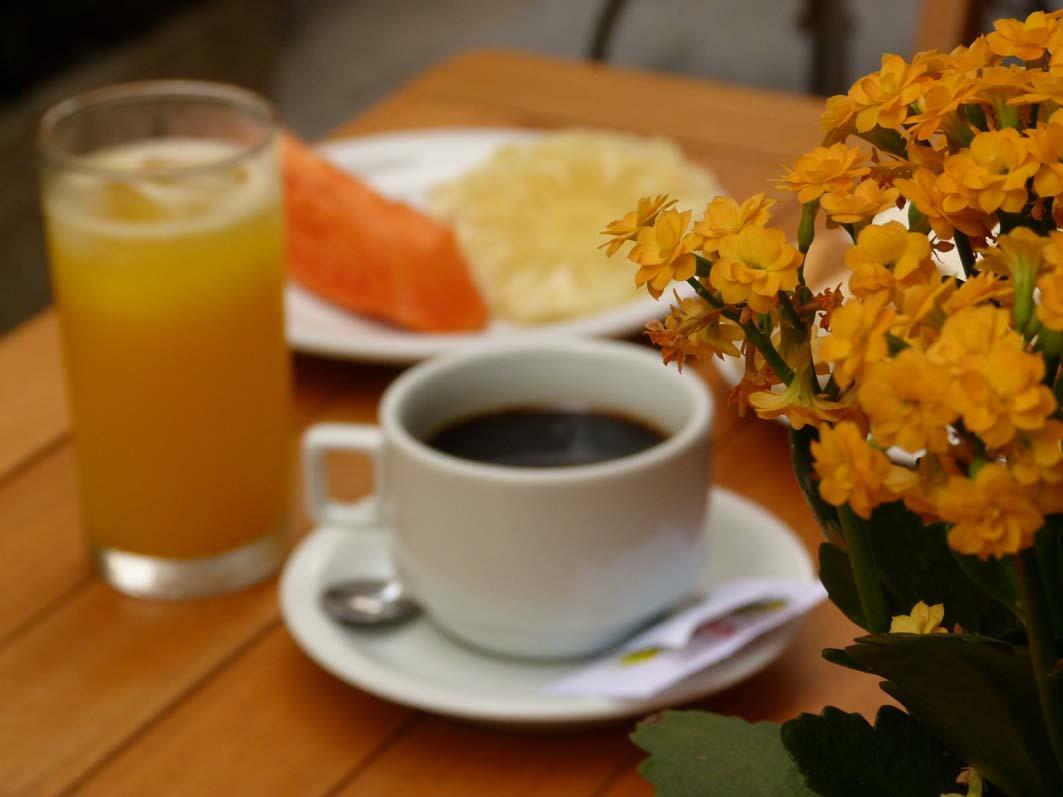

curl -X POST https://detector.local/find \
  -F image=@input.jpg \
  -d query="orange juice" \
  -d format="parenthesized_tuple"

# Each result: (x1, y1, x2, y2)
(42, 139, 292, 559)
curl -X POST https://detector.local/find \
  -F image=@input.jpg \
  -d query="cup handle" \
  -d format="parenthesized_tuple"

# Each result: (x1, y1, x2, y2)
(302, 423, 384, 528)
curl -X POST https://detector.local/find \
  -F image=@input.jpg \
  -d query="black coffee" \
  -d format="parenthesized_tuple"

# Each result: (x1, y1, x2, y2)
(425, 406, 666, 468)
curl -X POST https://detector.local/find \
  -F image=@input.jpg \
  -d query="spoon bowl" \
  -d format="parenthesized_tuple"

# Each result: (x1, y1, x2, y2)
(320, 578, 420, 626)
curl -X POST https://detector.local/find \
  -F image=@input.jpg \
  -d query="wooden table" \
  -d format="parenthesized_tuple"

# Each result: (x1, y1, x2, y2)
(0, 50, 879, 796)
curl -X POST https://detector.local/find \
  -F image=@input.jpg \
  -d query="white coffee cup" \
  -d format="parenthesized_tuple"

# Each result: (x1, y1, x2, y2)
(302, 339, 713, 659)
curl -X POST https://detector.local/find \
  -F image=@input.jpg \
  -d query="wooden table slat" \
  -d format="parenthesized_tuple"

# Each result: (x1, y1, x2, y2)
(0, 582, 278, 795)
(402, 50, 827, 163)
(335, 717, 633, 797)
(0, 446, 90, 644)
(69, 630, 412, 797)
(0, 50, 885, 797)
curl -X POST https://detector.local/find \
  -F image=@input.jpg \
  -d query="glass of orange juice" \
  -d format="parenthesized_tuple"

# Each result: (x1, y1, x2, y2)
(38, 82, 292, 598)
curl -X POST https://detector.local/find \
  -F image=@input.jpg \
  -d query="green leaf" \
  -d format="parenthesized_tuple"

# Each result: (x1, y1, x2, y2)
(789, 427, 842, 546)
(818, 542, 867, 630)
(781, 706, 960, 797)
(825, 634, 1063, 797)
(952, 551, 1021, 622)
(964, 102, 988, 131)
(856, 126, 907, 158)
(1035, 517, 1063, 645)
(864, 502, 1019, 638)
(632, 711, 814, 797)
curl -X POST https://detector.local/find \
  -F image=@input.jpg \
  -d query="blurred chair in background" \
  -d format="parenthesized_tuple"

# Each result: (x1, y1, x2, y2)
(590, 0, 1038, 97)
(0, 0, 1054, 335)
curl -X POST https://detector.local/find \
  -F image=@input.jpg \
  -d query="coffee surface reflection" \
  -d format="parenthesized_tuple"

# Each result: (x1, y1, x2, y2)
(425, 406, 666, 468)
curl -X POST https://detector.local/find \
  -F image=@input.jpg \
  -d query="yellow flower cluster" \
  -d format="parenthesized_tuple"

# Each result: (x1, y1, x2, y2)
(601, 10, 1063, 561)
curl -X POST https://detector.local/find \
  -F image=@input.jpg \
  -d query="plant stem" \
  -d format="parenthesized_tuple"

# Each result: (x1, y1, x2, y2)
(797, 202, 818, 305)
(686, 277, 795, 385)
(964, 102, 988, 132)
(798, 202, 817, 257)
(740, 319, 795, 386)
(1017, 548, 1063, 774)
(838, 505, 890, 634)
(954, 232, 976, 278)
(694, 253, 713, 278)
(1045, 354, 1061, 390)
(778, 291, 805, 334)
(687, 276, 722, 307)
(1013, 269, 1037, 338)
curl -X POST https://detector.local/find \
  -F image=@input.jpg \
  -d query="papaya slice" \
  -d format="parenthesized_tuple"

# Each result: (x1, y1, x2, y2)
(281, 133, 488, 332)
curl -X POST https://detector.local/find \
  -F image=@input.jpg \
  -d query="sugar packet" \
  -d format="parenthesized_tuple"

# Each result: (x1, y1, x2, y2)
(548, 578, 826, 700)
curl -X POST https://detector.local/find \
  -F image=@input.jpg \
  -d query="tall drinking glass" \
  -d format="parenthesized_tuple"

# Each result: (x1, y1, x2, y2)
(38, 82, 293, 598)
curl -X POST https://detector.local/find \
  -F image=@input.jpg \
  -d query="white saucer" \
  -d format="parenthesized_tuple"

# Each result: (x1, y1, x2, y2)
(280, 487, 815, 726)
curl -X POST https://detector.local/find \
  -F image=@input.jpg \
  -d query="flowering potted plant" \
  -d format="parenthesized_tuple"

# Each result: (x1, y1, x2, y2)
(601, 11, 1063, 797)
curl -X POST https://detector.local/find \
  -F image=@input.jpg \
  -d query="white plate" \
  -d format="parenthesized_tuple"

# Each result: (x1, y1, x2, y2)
(284, 128, 694, 363)
(280, 487, 815, 726)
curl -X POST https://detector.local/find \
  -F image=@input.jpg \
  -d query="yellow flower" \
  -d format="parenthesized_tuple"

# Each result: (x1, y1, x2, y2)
(820, 179, 900, 226)
(748, 365, 855, 430)
(844, 222, 938, 300)
(820, 94, 856, 143)
(938, 129, 1037, 215)
(978, 229, 1049, 332)
(693, 193, 775, 256)
(1011, 72, 1063, 110)
(1036, 479, 1063, 515)
(629, 209, 700, 299)
(905, 71, 979, 143)
(895, 168, 993, 239)
(902, 453, 957, 518)
(928, 306, 1057, 448)
(858, 348, 956, 454)
(927, 304, 1013, 365)
(1037, 268, 1063, 330)
(1044, 229, 1063, 270)
(1007, 420, 1063, 486)
(973, 65, 1034, 128)
(906, 140, 947, 173)
(709, 226, 802, 313)
(895, 278, 957, 344)
(848, 54, 929, 133)
(978, 228, 1049, 282)
(942, 273, 1014, 314)
(644, 294, 743, 369)
(987, 10, 1057, 60)
(911, 48, 951, 76)
(938, 464, 1042, 559)
(811, 421, 906, 518)
(779, 143, 871, 204)
(1025, 112, 1063, 199)
(890, 601, 948, 634)
(945, 37, 999, 71)
(965, 350, 1057, 447)
(820, 292, 895, 389)
(600, 194, 676, 255)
